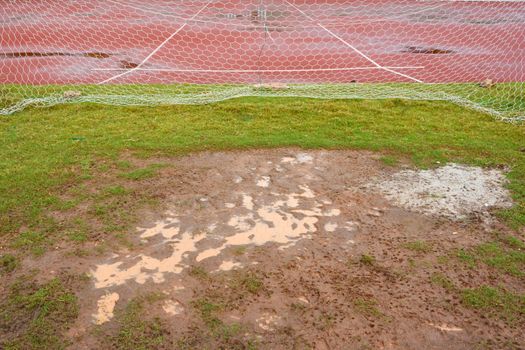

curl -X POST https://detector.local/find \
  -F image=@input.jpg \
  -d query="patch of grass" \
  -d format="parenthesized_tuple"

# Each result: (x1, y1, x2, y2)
(379, 155, 398, 166)
(461, 286, 525, 323)
(188, 266, 209, 280)
(0, 254, 18, 274)
(359, 254, 375, 266)
(232, 246, 247, 256)
(315, 312, 336, 331)
(457, 248, 477, 268)
(66, 229, 88, 243)
(0, 277, 79, 349)
(110, 298, 169, 350)
(12, 231, 48, 256)
(403, 240, 432, 253)
(238, 274, 264, 294)
(456, 236, 525, 276)
(104, 185, 129, 196)
(121, 164, 165, 181)
(353, 298, 383, 318)
(430, 272, 455, 291)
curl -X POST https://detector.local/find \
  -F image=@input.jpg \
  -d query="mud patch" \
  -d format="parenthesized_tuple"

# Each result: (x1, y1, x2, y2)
(402, 46, 455, 54)
(0, 51, 112, 59)
(55, 149, 522, 349)
(369, 163, 512, 219)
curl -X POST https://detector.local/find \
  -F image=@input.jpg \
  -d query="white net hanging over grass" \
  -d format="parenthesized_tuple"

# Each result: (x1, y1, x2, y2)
(1, 0, 524, 120)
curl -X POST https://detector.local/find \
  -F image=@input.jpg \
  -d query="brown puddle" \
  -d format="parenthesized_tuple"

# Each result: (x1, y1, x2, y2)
(88, 152, 365, 299)
(0, 51, 112, 59)
(90, 184, 344, 290)
(119, 60, 139, 69)
(402, 46, 455, 54)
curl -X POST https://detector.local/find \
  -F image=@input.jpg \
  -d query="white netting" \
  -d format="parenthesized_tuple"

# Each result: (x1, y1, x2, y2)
(1, 0, 524, 120)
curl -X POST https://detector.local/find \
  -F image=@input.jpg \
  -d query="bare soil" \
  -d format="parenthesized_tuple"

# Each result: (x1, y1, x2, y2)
(10, 149, 524, 349)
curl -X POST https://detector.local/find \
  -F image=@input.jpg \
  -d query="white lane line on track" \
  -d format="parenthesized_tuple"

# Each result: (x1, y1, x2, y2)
(98, 0, 215, 85)
(283, 0, 424, 83)
(92, 66, 425, 73)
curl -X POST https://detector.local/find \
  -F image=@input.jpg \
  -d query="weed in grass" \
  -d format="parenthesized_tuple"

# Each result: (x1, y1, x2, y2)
(0, 254, 18, 274)
(461, 286, 525, 323)
(403, 240, 432, 253)
(379, 155, 398, 166)
(0, 277, 79, 349)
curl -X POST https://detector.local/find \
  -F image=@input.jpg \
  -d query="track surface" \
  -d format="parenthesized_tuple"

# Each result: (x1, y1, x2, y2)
(1, 0, 524, 85)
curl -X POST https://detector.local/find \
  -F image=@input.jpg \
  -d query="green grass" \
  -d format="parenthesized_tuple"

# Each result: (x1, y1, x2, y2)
(0, 277, 79, 349)
(456, 235, 525, 276)
(379, 155, 398, 166)
(110, 298, 169, 350)
(0, 254, 18, 274)
(353, 298, 384, 318)
(192, 298, 244, 341)
(430, 272, 455, 291)
(11, 230, 48, 256)
(120, 164, 166, 181)
(1, 96, 524, 251)
(231, 273, 264, 295)
(461, 286, 525, 323)
(188, 266, 209, 280)
(403, 240, 433, 254)
(359, 254, 376, 266)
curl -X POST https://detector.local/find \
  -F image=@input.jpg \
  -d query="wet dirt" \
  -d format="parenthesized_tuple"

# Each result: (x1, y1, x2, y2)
(16, 149, 520, 349)
(0, 51, 112, 59)
(402, 46, 455, 54)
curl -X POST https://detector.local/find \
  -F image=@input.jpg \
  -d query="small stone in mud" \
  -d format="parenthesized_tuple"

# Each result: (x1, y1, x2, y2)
(479, 78, 495, 88)
(367, 210, 382, 217)
(63, 90, 81, 99)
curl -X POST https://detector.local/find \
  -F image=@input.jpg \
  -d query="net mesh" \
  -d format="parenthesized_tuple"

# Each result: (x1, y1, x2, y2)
(1, 0, 524, 121)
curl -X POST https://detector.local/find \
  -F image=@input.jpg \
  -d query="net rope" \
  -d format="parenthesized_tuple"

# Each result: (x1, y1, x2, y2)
(1, 0, 524, 121)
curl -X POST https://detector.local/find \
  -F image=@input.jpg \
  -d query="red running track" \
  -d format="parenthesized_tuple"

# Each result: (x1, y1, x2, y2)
(1, 0, 524, 85)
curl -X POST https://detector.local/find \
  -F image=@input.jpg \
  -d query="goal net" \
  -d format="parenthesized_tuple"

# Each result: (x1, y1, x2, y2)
(1, 0, 524, 121)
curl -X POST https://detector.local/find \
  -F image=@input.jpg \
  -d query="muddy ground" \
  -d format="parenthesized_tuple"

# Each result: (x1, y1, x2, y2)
(3, 149, 524, 349)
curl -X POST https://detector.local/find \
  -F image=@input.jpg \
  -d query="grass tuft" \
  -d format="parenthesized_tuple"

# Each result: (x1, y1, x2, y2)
(403, 240, 432, 254)
(359, 254, 375, 266)
(461, 286, 525, 323)
(0, 254, 18, 274)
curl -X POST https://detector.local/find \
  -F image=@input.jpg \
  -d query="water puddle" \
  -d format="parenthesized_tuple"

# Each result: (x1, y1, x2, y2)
(93, 293, 119, 325)
(90, 184, 342, 289)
